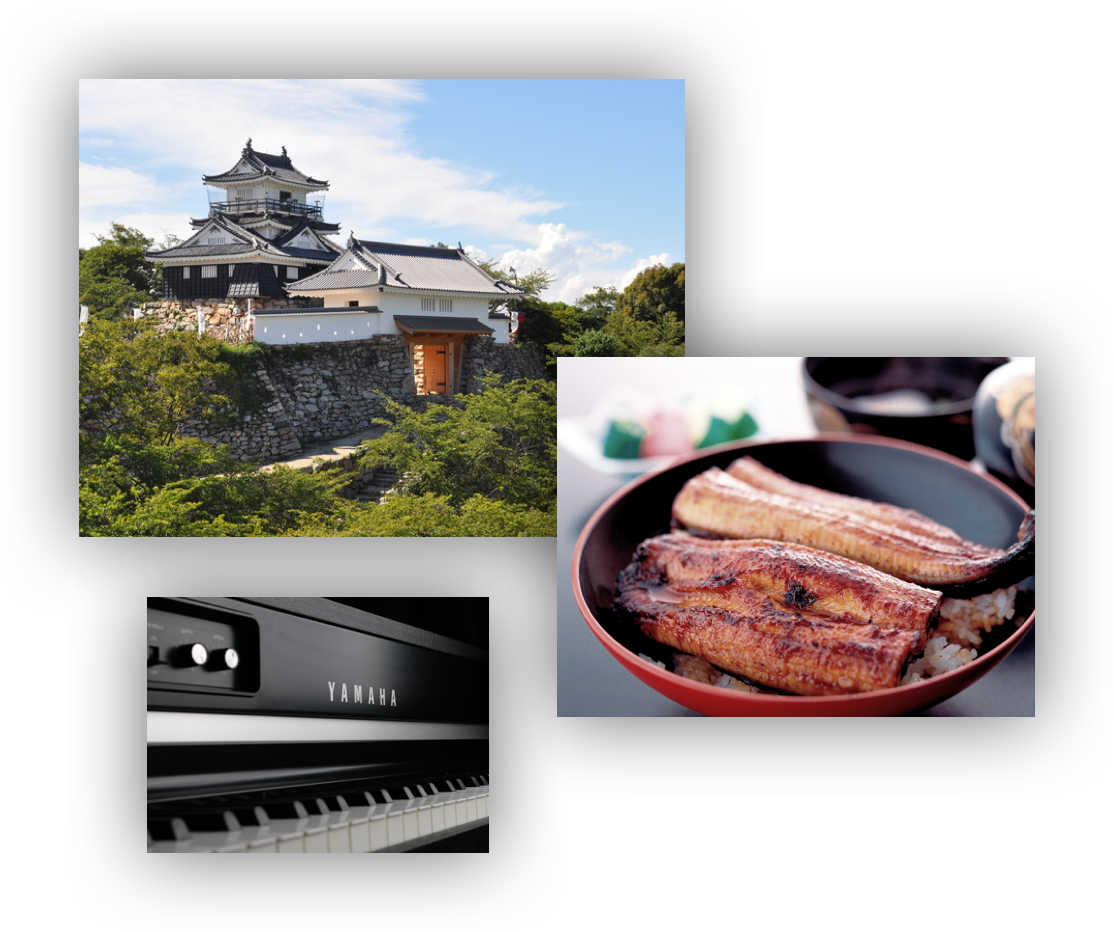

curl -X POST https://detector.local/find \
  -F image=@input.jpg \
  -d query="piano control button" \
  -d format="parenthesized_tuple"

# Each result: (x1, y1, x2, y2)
(208, 648, 239, 670)
(171, 643, 208, 667)
(147, 647, 160, 667)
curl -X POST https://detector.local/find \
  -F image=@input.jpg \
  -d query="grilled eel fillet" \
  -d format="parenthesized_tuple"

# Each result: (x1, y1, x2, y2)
(672, 458, 1035, 596)
(615, 533, 940, 695)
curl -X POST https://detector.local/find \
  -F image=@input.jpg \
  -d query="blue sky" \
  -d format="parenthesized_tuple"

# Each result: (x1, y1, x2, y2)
(79, 79, 684, 303)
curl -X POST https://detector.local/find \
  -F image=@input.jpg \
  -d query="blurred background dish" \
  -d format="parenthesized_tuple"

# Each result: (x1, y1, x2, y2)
(972, 357, 1035, 504)
(802, 357, 1009, 460)
(558, 383, 764, 476)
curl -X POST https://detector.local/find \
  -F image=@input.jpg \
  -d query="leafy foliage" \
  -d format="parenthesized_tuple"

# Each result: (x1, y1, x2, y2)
(79, 223, 161, 319)
(357, 376, 556, 512)
(78, 321, 556, 536)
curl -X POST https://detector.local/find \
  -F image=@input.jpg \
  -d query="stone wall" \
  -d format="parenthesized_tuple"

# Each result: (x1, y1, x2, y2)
(461, 339, 545, 392)
(138, 296, 321, 344)
(179, 336, 544, 461)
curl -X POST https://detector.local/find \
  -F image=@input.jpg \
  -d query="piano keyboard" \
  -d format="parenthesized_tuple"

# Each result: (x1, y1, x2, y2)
(148, 774, 489, 853)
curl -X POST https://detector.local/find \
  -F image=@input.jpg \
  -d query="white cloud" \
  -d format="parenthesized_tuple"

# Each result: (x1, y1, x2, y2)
(79, 164, 160, 209)
(78, 80, 677, 303)
(617, 253, 675, 290)
(484, 223, 673, 303)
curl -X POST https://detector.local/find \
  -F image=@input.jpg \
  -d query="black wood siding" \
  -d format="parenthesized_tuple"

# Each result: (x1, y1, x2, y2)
(162, 262, 325, 299)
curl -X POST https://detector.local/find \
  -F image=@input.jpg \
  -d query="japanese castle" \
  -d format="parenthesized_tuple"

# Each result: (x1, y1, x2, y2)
(146, 141, 525, 359)
(147, 139, 340, 300)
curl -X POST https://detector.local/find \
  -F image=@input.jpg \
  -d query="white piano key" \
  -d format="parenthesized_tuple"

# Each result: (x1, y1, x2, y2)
(276, 833, 307, 853)
(368, 812, 389, 851)
(149, 772, 489, 852)
(415, 798, 434, 837)
(429, 797, 446, 834)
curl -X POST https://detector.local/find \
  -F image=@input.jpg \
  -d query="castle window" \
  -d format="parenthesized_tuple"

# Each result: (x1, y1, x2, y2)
(349, 301, 359, 307)
(286, 266, 297, 279)
(422, 297, 435, 313)
(201, 266, 217, 278)
(208, 236, 226, 245)
(182, 267, 191, 279)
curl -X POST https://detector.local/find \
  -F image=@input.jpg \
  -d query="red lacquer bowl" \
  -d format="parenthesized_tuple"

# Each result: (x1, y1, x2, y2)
(571, 435, 1035, 716)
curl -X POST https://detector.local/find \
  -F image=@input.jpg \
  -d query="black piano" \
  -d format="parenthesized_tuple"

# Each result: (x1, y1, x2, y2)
(147, 597, 489, 853)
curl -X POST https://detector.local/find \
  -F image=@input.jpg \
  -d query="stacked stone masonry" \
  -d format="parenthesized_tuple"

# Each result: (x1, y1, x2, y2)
(148, 299, 545, 461)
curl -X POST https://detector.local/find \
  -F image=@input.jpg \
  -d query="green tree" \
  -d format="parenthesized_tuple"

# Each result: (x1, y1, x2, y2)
(79, 223, 160, 319)
(294, 493, 555, 537)
(575, 285, 619, 330)
(357, 376, 556, 513)
(79, 319, 240, 450)
(615, 262, 686, 324)
(574, 329, 622, 356)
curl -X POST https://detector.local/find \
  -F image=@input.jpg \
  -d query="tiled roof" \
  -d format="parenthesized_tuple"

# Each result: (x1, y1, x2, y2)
(228, 263, 284, 298)
(147, 214, 335, 264)
(393, 315, 495, 335)
(202, 140, 328, 189)
(289, 240, 525, 297)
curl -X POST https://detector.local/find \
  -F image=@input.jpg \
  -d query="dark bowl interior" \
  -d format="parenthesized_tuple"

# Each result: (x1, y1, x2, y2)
(574, 436, 1034, 713)
(803, 357, 1009, 460)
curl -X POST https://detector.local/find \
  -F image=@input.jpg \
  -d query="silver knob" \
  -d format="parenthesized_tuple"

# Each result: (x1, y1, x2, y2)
(173, 643, 208, 667)
(210, 648, 239, 670)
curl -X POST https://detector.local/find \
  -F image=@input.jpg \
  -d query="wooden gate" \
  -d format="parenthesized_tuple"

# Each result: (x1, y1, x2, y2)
(424, 343, 449, 394)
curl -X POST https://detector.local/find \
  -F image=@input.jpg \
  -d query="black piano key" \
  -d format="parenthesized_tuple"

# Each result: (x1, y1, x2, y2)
(260, 800, 311, 820)
(183, 810, 240, 834)
(148, 816, 191, 842)
(379, 786, 414, 804)
(227, 806, 269, 827)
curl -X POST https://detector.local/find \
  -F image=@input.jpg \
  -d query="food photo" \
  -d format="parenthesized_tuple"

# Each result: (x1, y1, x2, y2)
(558, 357, 1036, 716)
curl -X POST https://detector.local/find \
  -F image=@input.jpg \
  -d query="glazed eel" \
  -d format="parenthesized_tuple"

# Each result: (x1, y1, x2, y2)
(615, 533, 941, 696)
(672, 458, 1034, 597)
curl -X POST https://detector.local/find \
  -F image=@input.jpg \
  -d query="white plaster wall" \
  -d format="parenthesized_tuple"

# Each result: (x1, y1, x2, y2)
(253, 313, 382, 344)
(287, 287, 513, 343)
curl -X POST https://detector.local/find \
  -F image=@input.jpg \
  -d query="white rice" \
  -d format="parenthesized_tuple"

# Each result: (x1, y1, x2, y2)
(935, 584, 1018, 649)
(899, 583, 1018, 685)
(671, 652, 765, 693)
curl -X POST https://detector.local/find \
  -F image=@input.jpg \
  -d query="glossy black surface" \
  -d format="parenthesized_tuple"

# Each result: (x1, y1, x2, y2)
(148, 597, 488, 724)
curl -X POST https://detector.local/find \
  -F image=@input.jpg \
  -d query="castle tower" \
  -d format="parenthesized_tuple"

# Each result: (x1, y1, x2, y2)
(147, 140, 342, 301)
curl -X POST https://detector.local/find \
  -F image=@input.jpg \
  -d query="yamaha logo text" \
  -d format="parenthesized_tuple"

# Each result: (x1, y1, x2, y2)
(327, 681, 397, 708)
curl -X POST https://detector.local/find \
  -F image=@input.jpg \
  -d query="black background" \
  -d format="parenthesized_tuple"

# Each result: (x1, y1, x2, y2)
(324, 598, 489, 650)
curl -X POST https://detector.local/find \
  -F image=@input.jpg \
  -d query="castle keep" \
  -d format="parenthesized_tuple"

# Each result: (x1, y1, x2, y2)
(144, 140, 532, 396)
